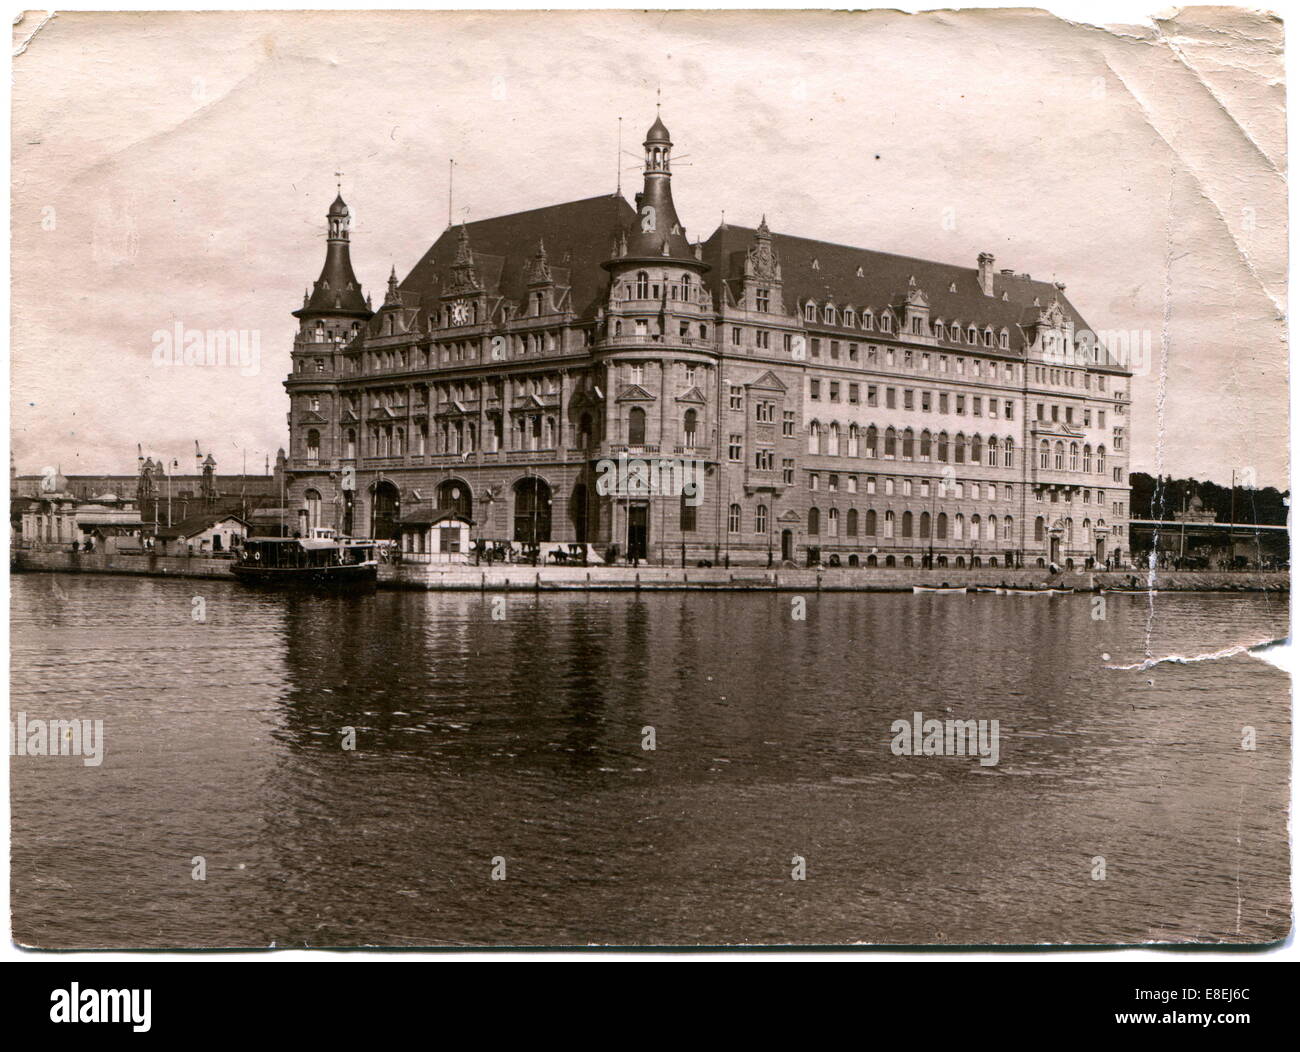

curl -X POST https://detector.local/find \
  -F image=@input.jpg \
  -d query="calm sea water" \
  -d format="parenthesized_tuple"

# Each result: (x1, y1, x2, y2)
(10, 574, 1291, 948)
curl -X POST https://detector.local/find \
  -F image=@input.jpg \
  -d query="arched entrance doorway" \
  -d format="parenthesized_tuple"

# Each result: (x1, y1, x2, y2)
(437, 478, 472, 520)
(513, 477, 552, 543)
(370, 480, 400, 541)
(570, 483, 589, 543)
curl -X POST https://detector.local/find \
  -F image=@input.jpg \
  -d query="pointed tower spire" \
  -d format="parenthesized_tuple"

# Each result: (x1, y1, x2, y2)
(384, 265, 402, 306)
(294, 191, 370, 319)
(620, 112, 694, 262)
(447, 222, 482, 293)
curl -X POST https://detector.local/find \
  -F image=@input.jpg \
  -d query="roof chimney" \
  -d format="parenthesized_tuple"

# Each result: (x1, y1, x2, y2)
(977, 252, 995, 297)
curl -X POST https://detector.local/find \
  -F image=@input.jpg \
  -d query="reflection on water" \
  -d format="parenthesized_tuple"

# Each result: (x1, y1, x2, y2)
(10, 575, 1290, 947)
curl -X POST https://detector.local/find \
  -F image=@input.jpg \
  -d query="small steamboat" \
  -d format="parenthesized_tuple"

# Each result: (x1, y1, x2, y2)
(231, 529, 379, 588)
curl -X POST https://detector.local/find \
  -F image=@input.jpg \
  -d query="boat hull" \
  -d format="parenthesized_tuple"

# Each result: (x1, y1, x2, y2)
(230, 562, 378, 589)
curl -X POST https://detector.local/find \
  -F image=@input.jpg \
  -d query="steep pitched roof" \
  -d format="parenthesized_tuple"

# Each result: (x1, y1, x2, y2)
(701, 224, 1124, 370)
(397, 195, 636, 325)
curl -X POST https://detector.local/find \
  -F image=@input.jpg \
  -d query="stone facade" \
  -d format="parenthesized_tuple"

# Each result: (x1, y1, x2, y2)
(283, 115, 1132, 568)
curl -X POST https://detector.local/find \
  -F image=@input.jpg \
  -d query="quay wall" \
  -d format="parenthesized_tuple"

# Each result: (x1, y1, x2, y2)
(12, 551, 1289, 593)
(377, 564, 1290, 594)
(12, 550, 236, 580)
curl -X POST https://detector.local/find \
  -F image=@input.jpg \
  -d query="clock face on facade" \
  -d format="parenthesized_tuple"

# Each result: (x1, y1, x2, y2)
(451, 300, 470, 325)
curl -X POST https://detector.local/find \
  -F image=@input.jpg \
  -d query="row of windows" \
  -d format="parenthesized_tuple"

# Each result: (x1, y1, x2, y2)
(810, 378, 1016, 416)
(806, 425, 1023, 466)
(804, 509, 1109, 541)
(799, 300, 1021, 350)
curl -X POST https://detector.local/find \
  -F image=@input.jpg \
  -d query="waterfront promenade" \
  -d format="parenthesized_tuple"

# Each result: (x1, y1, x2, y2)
(11, 549, 1290, 593)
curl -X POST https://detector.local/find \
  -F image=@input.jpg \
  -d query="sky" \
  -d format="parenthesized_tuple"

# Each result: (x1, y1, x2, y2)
(10, 8, 1288, 488)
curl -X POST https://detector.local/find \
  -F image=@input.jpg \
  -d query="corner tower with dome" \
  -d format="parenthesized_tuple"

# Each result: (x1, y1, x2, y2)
(280, 113, 1131, 568)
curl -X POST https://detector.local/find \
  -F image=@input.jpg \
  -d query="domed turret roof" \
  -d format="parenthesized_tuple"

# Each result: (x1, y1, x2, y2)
(328, 194, 350, 218)
(644, 114, 671, 144)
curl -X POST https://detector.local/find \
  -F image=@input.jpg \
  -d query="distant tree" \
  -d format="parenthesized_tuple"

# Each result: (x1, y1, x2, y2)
(1128, 471, 1289, 525)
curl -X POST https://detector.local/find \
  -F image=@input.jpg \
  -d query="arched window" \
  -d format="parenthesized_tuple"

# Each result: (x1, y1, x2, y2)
(808, 507, 821, 535)
(953, 513, 964, 541)
(1004, 437, 1014, 468)
(987, 437, 998, 467)
(827, 507, 839, 536)
(847, 508, 859, 536)
(1034, 516, 1045, 541)
(305, 428, 320, 464)
(936, 512, 948, 539)
(828, 422, 841, 456)
(884, 426, 897, 458)
(883, 510, 895, 538)
(394, 427, 405, 456)
(937, 431, 949, 462)
(304, 489, 322, 530)
(683, 409, 698, 449)
(920, 511, 931, 539)
(954, 432, 966, 464)
(1054, 441, 1065, 470)
(970, 514, 981, 544)
(865, 509, 877, 536)
(1039, 440, 1050, 469)
(970, 434, 982, 464)
(344, 428, 356, 460)
(628, 406, 647, 446)
(1083, 444, 1092, 472)
(848, 424, 860, 458)
(986, 516, 997, 541)
(1097, 446, 1107, 472)
(901, 510, 913, 538)
(728, 503, 741, 533)
(636, 271, 650, 298)
(920, 430, 932, 460)
(578, 412, 593, 447)
(755, 504, 768, 535)
(808, 421, 821, 455)
(1002, 515, 1013, 541)
(902, 428, 914, 459)
(865, 425, 878, 458)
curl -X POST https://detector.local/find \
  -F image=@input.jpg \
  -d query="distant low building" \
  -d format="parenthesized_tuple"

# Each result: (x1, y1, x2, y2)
(154, 513, 250, 556)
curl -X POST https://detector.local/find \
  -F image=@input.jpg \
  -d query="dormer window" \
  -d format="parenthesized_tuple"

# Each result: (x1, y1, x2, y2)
(805, 301, 817, 322)
(933, 319, 944, 337)
(862, 310, 874, 331)
(983, 328, 994, 347)
(967, 326, 978, 343)
(951, 323, 961, 341)
(823, 305, 836, 325)
(756, 287, 770, 312)
(879, 313, 891, 333)
(999, 329, 1009, 349)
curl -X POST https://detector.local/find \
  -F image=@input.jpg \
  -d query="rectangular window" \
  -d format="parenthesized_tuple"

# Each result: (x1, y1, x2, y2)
(731, 327, 742, 346)
(728, 434, 742, 461)
(867, 385, 878, 407)
(811, 338, 821, 358)
(729, 385, 743, 411)
(903, 389, 914, 410)
(830, 340, 840, 360)
(782, 459, 794, 484)
(848, 383, 860, 405)
(886, 387, 897, 409)
(939, 393, 948, 413)
(956, 395, 965, 414)
(782, 410, 795, 437)
(756, 288, 770, 312)
(810, 379, 821, 400)
(829, 382, 841, 402)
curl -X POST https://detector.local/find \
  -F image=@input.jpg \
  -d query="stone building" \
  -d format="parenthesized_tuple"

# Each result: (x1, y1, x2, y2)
(282, 114, 1132, 568)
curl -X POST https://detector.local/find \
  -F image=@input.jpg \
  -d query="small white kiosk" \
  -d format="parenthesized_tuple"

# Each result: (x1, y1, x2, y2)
(398, 509, 475, 562)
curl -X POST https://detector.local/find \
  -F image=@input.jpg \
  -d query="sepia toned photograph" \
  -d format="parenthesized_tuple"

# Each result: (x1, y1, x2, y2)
(7, 6, 1291, 954)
